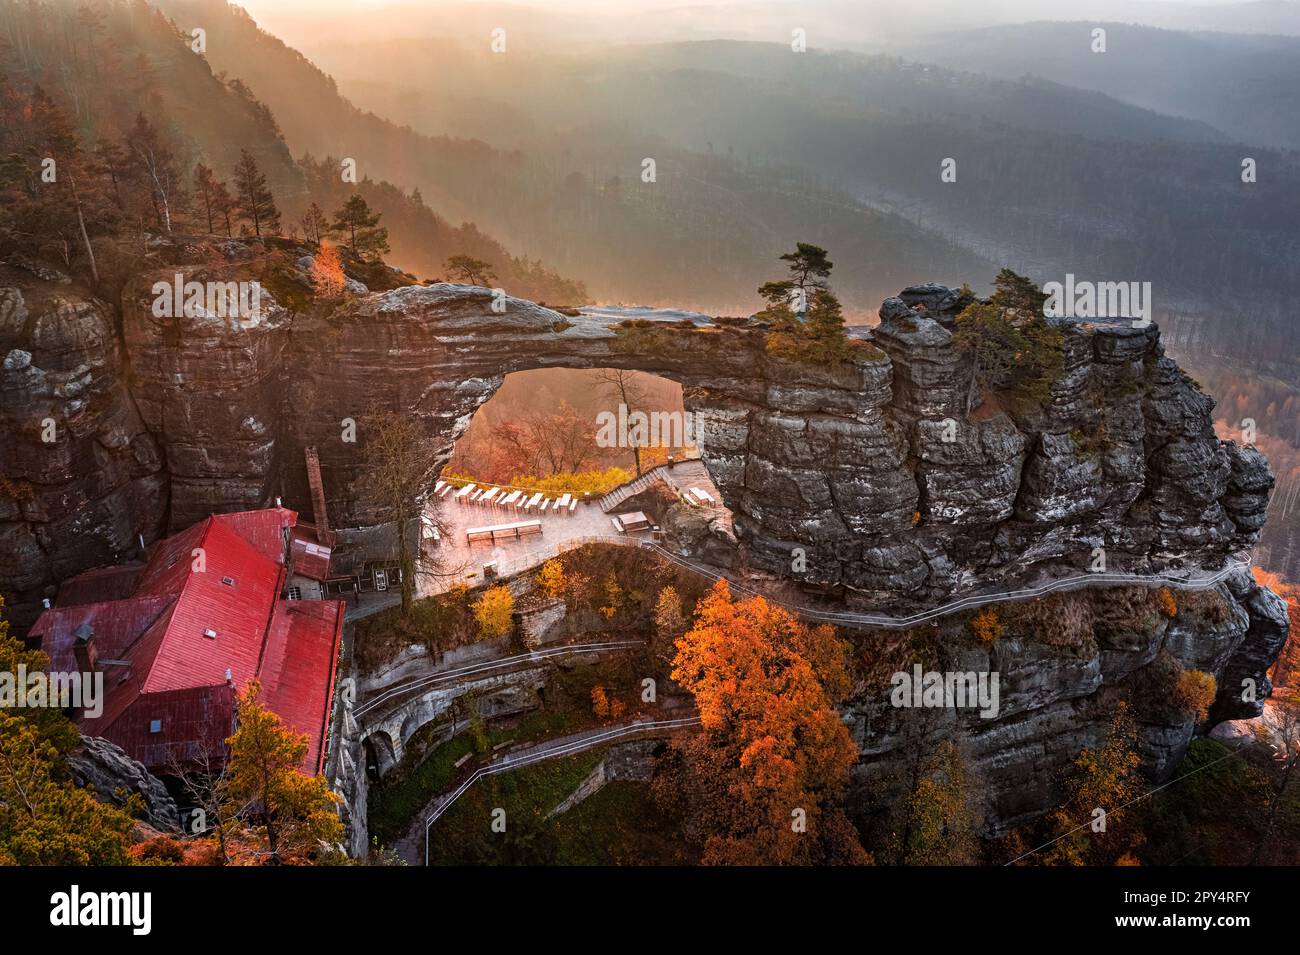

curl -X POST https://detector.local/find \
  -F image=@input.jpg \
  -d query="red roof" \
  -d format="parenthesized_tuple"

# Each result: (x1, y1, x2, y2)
(213, 507, 297, 565)
(259, 599, 344, 773)
(34, 508, 342, 776)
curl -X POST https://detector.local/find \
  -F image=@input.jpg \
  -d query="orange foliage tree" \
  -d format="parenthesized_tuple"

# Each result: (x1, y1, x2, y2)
(311, 239, 347, 299)
(662, 580, 869, 864)
(222, 681, 343, 864)
(1042, 701, 1144, 866)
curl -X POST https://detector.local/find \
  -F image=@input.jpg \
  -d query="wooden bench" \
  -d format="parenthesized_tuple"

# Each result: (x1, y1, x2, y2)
(466, 520, 544, 544)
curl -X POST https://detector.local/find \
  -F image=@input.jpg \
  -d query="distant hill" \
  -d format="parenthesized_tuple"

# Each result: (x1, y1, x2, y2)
(899, 21, 1300, 149)
(149, 0, 1000, 313)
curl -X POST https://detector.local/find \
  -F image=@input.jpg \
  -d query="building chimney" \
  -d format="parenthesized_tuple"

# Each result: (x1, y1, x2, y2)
(304, 446, 335, 546)
(73, 622, 98, 673)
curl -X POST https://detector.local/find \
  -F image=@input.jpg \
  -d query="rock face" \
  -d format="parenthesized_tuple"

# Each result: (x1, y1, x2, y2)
(106, 270, 1268, 610)
(844, 567, 1280, 834)
(67, 735, 181, 832)
(1, 269, 166, 630)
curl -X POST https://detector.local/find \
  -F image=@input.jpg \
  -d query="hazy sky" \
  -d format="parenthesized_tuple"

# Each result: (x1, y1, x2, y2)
(235, 0, 1300, 52)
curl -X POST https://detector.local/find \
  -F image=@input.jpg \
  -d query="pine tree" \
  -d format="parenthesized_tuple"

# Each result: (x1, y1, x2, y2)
(192, 163, 222, 234)
(232, 149, 280, 238)
(300, 201, 327, 245)
(330, 194, 388, 260)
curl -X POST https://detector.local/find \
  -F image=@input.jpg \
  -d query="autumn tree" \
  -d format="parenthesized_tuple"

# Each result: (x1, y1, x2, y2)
(125, 113, 181, 233)
(232, 148, 281, 237)
(445, 254, 497, 286)
(473, 586, 515, 639)
(537, 559, 567, 601)
(884, 735, 981, 865)
(354, 409, 455, 615)
(311, 239, 347, 300)
(0, 597, 136, 865)
(331, 194, 389, 261)
(653, 585, 686, 664)
(490, 401, 598, 478)
(654, 586, 686, 640)
(1174, 669, 1217, 723)
(222, 681, 343, 864)
(1043, 701, 1144, 866)
(661, 580, 869, 865)
(595, 368, 651, 475)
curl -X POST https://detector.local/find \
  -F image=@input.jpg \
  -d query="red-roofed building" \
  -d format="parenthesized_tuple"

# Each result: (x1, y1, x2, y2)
(30, 508, 343, 776)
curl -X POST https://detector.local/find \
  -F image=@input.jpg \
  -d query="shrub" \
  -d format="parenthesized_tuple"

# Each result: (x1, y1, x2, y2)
(509, 467, 633, 498)
(1003, 592, 1095, 648)
(654, 586, 685, 639)
(537, 559, 566, 601)
(1174, 669, 1217, 723)
(1156, 587, 1178, 619)
(473, 586, 515, 639)
(969, 607, 1003, 644)
(591, 685, 610, 719)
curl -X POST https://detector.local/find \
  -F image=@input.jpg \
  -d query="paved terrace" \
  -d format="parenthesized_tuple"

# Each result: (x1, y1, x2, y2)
(416, 464, 722, 597)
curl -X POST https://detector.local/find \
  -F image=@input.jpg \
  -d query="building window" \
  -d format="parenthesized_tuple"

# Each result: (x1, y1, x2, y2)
(149, 719, 162, 734)
(287, 586, 302, 600)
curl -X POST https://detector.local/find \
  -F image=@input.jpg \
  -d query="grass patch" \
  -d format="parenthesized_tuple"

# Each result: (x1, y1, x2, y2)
(426, 749, 607, 865)
(368, 707, 585, 847)
(549, 780, 696, 865)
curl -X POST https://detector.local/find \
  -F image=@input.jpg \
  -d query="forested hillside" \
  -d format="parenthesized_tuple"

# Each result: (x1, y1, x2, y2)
(291, 30, 1300, 355)
(149, 0, 999, 313)
(0, 0, 586, 303)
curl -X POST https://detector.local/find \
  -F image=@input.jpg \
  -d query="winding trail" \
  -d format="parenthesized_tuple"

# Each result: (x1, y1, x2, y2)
(403, 716, 701, 864)
(641, 542, 1252, 630)
(354, 640, 643, 722)
(374, 534, 1252, 863)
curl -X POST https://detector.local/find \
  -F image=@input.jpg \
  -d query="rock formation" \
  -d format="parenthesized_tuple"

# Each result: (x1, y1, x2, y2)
(67, 735, 181, 833)
(1, 240, 1289, 835)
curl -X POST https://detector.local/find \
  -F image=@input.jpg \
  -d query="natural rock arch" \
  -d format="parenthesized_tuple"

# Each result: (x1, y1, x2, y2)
(118, 278, 1271, 611)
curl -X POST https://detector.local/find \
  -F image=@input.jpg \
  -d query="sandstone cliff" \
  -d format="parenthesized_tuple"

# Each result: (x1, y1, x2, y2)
(0, 240, 1288, 834)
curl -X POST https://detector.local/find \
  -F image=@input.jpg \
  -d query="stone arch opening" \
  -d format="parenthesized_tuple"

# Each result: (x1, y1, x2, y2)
(447, 366, 693, 488)
(281, 292, 892, 593)
(362, 730, 397, 781)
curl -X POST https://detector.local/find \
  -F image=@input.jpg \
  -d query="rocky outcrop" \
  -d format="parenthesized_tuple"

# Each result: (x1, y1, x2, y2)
(68, 735, 181, 832)
(3, 244, 1271, 627)
(845, 567, 1280, 834)
(2, 245, 1289, 839)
